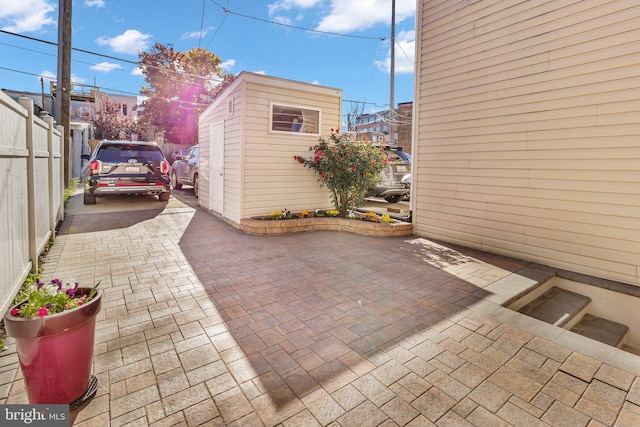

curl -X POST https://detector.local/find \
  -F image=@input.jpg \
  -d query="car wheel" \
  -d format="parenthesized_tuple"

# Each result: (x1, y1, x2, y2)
(385, 195, 401, 203)
(83, 192, 96, 205)
(159, 191, 170, 202)
(193, 174, 199, 198)
(171, 172, 182, 189)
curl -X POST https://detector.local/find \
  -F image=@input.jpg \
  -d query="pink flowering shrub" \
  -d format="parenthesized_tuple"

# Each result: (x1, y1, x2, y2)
(294, 130, 388, 217)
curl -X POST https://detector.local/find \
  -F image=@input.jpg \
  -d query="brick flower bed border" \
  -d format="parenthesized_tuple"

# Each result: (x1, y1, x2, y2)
(240, 217, 413, 237)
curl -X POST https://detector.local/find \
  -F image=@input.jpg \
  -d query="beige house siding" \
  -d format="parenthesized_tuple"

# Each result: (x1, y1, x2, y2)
(222, 90, 244, 224)
(413, 0, 640, 285)
(199, 72, 340, 226)
(198, 83, 244, 224)
(242, 78, 340, 217)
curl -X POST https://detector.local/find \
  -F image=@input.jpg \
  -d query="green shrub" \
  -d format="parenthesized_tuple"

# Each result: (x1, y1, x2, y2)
(294, 131, 388, 217)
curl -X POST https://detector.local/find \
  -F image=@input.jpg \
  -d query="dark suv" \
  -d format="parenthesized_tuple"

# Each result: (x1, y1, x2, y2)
(81, 140, 171, 205)
(170, 145, 199, 197)
(364, 147, 411, 203)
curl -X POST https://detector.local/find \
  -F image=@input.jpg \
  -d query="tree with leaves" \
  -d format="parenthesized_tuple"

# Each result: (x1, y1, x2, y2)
(76, 95, 138, 140)
(138, 43, 236, 146)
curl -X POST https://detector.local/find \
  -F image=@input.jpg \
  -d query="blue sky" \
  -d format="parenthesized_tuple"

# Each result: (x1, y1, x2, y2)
(0, 0, 416, 119)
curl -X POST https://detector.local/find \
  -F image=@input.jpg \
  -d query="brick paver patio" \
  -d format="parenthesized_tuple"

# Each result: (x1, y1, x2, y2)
(2, 195, 640, 426)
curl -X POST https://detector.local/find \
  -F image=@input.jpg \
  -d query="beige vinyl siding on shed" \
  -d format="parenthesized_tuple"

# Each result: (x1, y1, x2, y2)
(199, 84, 244, 223)
(199, 72, 340, 225)
(222, 93, 243, 223)
(240, 77, 339, 218)
(413, 0, 640, 285)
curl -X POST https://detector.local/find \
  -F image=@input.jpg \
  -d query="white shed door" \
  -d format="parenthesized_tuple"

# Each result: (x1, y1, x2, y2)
(209, 122, 224, 214)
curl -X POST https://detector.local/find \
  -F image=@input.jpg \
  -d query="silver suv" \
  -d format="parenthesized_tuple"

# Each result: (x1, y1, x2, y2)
(364, 147, 411, 203)
(170, 145, 199, 198)
(81, 140, 171, 205)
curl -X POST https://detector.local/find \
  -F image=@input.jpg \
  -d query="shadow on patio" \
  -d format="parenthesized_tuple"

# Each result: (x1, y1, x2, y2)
(176, 207, 529, 424)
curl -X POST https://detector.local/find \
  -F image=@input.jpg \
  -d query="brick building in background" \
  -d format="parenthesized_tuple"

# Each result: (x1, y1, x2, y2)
(396, 101, 413, 154)
(355, 101, 413, 153)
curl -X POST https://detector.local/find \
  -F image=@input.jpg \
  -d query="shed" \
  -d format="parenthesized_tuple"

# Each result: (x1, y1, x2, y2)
(198, 72, 342, 227)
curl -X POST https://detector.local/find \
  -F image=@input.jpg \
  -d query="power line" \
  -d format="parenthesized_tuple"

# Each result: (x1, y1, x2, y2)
(198, 0, 206, 48)
(394, 39, 414, 66)
(1, 22, 399, 108)
(0, 65, 52, 81)
(205, 12, 228, 49)
(0, 66, 394, 120)
(0, 65, 142, 97)
(343, 99, 386, 107)
(0, 28, 227, 84)
(0, 29, 139, 66)
(0, 40, 136, 77)
(208, 0, 387, 41)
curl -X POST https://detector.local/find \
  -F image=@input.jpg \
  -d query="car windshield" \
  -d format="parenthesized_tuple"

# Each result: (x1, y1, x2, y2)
(97, 145, 164, 163)
(186, 146, 198, 159)
(385, 150, 410, 163)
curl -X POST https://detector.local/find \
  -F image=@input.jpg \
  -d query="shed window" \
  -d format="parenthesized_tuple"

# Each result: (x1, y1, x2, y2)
(271, 104, 320, 135)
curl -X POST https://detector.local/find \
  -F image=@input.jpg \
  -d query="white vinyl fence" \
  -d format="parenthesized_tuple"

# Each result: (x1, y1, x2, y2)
(0, 93, 64, 316)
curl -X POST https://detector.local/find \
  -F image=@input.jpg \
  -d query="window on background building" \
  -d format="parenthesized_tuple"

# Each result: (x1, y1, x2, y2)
(270, 104, 320, 135)
(122, 104, 127, 116)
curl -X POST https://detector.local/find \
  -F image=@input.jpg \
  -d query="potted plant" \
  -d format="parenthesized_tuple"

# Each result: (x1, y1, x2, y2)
(3, 278, 102, 423)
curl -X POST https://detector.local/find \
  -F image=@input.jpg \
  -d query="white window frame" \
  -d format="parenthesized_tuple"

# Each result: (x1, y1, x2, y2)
(269, 102, 321, 136)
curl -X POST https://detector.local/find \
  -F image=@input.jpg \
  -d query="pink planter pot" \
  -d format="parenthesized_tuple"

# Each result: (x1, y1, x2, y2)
(4, 288, 102, 406)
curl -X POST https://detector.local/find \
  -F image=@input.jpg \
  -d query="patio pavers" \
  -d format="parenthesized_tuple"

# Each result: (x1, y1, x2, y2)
(1, 198, 640, 426)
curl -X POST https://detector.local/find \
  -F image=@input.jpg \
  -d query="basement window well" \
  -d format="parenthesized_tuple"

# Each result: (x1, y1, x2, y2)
(509, 275, 640, 356)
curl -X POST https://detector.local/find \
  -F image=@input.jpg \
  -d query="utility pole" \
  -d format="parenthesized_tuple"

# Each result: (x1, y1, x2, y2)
(55, 0, 72, 186)
(389, 0, 396, 145)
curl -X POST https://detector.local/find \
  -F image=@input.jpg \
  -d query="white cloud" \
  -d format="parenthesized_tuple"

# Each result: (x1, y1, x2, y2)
(394, 30, 415, 73)
(71, 74, 86, 85)
(39, 70, 86, 87)
(316, 0, 415, 33)
(84, 0, 105, 7)
(269, 0, 321, 15)
(375, 29, 414, 74)
(181, 28, 212, 40)
(38, 69, 56, 82)
(95, 29, 151, 55)
(273, 16, 293, 26)
(131, 66, 144, 76)
(253, 70, 267, 75)
(90, 61, 122, 72)
(0, 0, 56, 32)
(267, 0, 415, 34)
(220, 59, 236, 71)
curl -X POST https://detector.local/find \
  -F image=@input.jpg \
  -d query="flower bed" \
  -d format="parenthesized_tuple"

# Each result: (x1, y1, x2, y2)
(240, 210, 413, 237)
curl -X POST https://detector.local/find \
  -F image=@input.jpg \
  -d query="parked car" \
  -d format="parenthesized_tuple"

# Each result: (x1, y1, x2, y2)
(401, 172, 411, 201)
(169, 148, 188, 165)
(81, 140, 171, 205)
(170, 145, 199, 197)
(364, 147, 411, 203)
